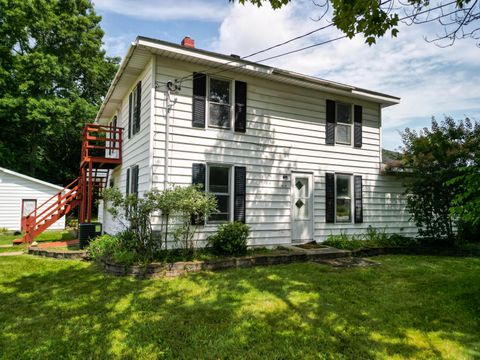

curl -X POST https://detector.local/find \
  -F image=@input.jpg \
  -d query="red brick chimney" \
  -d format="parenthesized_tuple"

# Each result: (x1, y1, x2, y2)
(181, 36, 195, 48)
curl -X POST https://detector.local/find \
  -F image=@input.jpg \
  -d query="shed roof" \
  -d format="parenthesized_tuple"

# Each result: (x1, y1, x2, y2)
(0, 167, 64, 191)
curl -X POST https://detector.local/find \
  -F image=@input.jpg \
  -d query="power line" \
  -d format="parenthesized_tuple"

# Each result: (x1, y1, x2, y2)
(159, 0, 458, 88)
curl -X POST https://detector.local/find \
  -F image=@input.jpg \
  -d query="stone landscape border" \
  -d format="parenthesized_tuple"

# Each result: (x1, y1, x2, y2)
(102, 248, 351, 278)
(28, 247, 87, 260)
(27, 244, 479, 278)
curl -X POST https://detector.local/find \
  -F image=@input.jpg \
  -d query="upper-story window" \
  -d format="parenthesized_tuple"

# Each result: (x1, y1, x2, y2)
(326, 99, 362, 148)
(208, 77, 232, 129)
(335, 103, 352, 145)
(128, 81, 142, 138)
(192, 72, 247, 133)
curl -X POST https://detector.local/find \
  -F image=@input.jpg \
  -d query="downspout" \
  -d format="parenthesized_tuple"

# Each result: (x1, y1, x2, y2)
(149, 55, 156, 191)
(165, 89, 171, 189)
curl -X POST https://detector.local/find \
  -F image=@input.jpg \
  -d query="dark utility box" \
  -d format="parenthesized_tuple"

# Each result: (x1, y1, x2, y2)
(79, 223, 102, 249)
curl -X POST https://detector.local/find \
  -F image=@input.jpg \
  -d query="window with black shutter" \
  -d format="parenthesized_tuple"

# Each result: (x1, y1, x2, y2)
(192, 73, 247, 133)
(325, 100, 362, 148)
(326, 172, 363, 223)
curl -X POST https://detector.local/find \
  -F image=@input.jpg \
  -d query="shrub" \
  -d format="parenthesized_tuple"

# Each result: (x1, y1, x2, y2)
(207, 222, 250, 256)
(324, 227, 417, 250)
(87, 234, 121, 262)
(324, 232, 365, 250)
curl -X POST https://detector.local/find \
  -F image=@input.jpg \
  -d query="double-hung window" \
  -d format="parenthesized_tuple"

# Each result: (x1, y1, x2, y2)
(335, 103, 352, 145)
(207, 165, 231, 222)
(208, 77, 232, 129)
(335, 174, 352, 222)
(128, 81, 141, 138)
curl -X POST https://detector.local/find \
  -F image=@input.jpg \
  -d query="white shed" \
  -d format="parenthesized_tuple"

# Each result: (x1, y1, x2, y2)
(0, 167, 66, 231)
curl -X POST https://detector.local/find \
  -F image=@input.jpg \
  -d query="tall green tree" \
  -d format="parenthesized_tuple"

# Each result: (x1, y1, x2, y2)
(401, 117, 479, 243)
(0, 0, 119, 185)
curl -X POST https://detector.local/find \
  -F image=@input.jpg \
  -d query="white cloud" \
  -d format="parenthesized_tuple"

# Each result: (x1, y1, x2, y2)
(103, 34, 133, 58)
(94, 0, 230, 21)
(213, 1, 480, 149)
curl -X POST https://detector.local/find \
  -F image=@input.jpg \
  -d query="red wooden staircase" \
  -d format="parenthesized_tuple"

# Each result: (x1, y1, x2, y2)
(21, 124, 123, 243)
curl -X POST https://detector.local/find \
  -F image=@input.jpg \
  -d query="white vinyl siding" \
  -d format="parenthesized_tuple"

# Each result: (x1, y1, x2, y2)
(149, 56, 416, 246)
(101, 58, 153, 235)
(0, 170, 65, 231)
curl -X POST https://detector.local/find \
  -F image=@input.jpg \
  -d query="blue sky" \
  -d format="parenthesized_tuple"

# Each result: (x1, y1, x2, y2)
(94, 0, 480, 151)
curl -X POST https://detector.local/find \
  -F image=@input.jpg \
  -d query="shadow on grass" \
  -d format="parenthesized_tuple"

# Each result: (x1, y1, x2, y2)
(0, 255, 479, 359)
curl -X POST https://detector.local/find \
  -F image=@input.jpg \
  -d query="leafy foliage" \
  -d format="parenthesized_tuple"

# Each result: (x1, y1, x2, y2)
(207, 221, 250, 256)
(0, 0, 119, 185)
(87, 234, 135, 265)
(324, 227, 417, 250)
(100, 185, 217, 262)
(401, 117, 479, 243)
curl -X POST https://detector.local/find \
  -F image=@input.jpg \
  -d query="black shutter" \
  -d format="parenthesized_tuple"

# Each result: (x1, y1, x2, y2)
(132, 165, 139, 197)
(325, 172, 335, 223)
(326, 99, 336, 145)
(234, 81, 247, 133)
(192, 163, 206, 190)
(234, 166, 246, 223)
(354, 105, 362, 148)
(128, 93, 132, 139)
(192, 73, 206, 128)
(192, 163, 206, 225)
(126, 168, 130, 195)
(134, 81, 142, 134)
(354, 175, 363, 223)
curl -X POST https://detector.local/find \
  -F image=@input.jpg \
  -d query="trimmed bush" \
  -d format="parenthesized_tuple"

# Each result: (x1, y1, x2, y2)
(207, 222, 250, 256)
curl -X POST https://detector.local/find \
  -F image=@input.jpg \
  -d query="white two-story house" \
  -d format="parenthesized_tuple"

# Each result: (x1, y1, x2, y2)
(97, 36, 416, 246)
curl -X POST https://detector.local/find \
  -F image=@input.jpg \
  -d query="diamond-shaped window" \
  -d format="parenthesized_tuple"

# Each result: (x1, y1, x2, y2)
(295, 180, 304, 190)
(295, 199, 304, 208)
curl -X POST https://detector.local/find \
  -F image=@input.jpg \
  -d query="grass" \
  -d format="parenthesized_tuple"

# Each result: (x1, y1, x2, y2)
(0, 244, 26, 254)
(0, 256, 479, 359)
(0, 230, 75, 246)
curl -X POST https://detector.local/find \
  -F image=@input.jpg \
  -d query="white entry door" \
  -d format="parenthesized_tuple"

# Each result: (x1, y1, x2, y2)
(291, 173, 314, 242)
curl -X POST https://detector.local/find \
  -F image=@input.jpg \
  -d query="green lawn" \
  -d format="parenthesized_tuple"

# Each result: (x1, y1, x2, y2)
(0, 255, 479, 359)
(0, 230, 75, 246)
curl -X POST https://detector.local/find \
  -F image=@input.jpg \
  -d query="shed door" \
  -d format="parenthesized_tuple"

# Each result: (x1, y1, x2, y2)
(22, 199, 37, 217)
(21, 199, 37, 231)
(291, 173, 314, 242)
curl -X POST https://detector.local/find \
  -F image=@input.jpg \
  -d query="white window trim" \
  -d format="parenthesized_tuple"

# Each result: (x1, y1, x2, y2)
(334, 173, 354, 224)
(206, 163, 234, 224)
(206, 76, 235, 131)
(335, 102, 354, 146)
